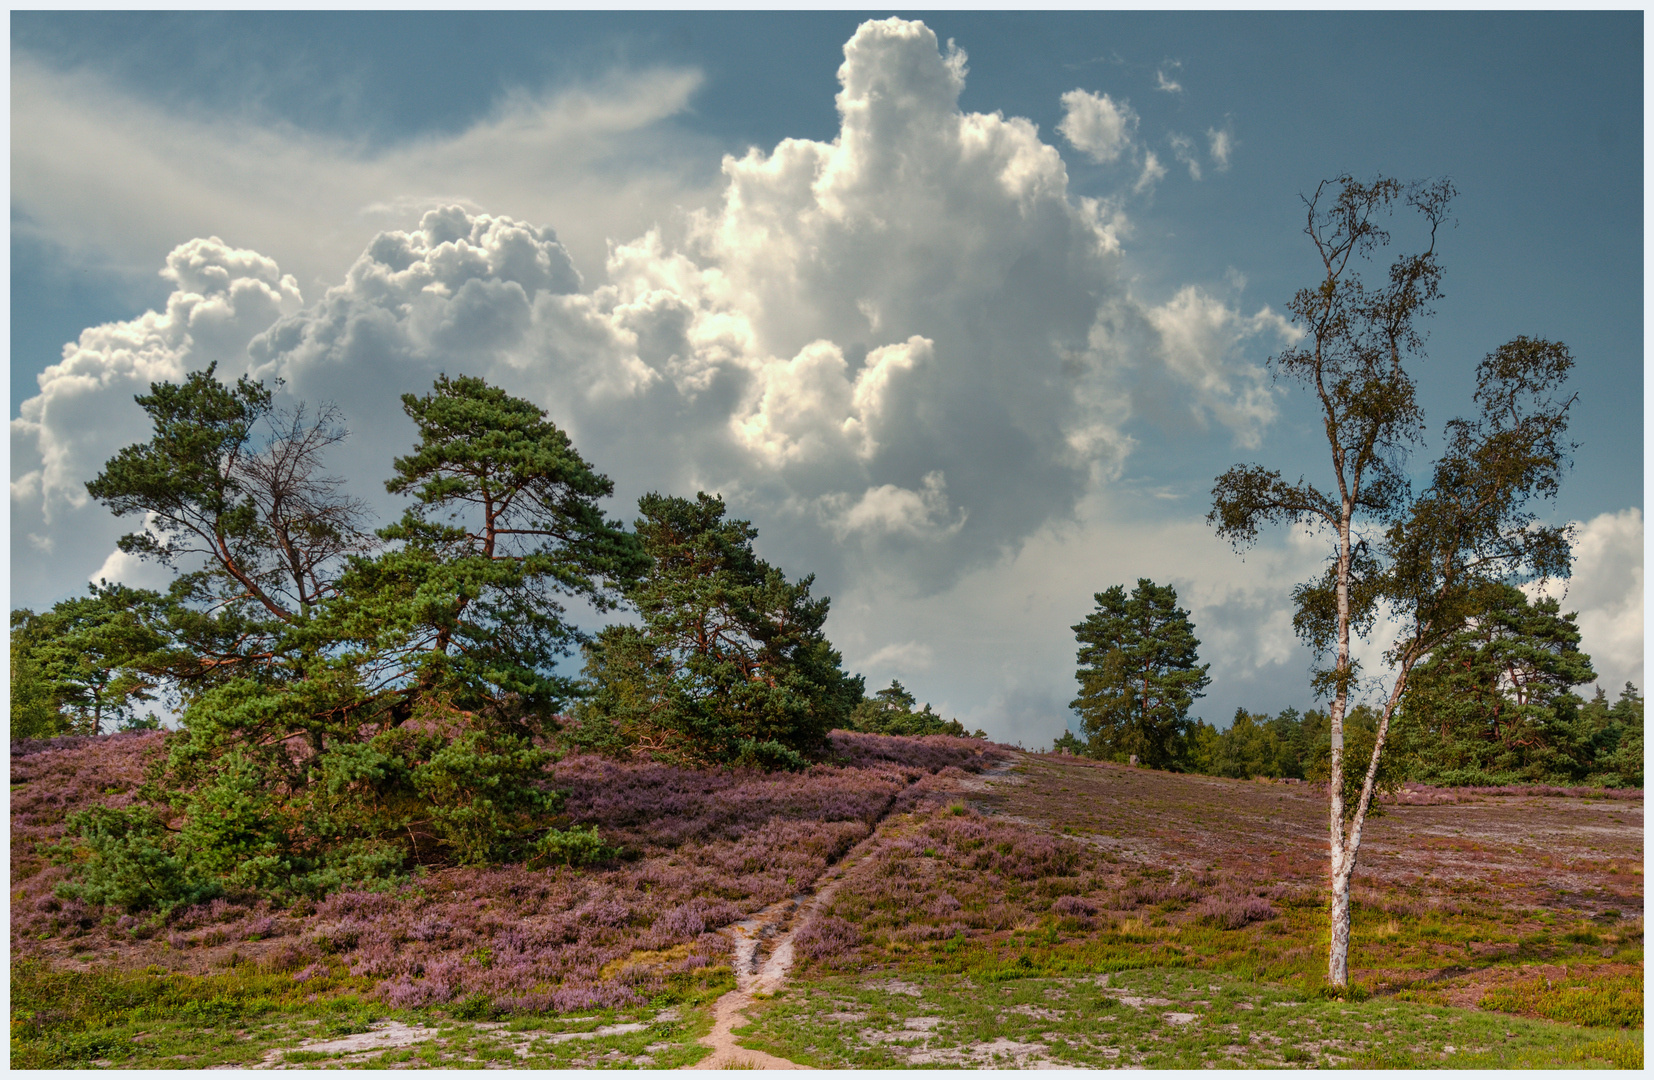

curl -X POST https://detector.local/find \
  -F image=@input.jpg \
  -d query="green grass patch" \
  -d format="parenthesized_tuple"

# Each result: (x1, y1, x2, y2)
(11, 959, 720, 1069)
(739, 966, 1635, 1069)
(1481, 971, 1643, 1029)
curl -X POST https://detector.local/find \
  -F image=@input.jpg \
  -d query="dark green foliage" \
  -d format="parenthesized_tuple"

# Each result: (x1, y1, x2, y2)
(405, 728, 562, 865)
(51, 806, 222, 914)
(84, 367, 278, 590)
(528, 824, 622, 869)
(45, 369, 631, 911)
(1050, 728, 1086, 755)
(573, 492, 862, 769)
(1186, 707, 1311, 780)
(11, 611, 69, 739)
(1069, 579, 1209, 769)
(1302, 705, 1405, 814)
(360, 373, 645, 715)
(10, 584, 166, 737)
(1392, 586, 1599, 785)
(847, 680, 985, 738)
(1185, 682, 1639, 791)
(1576, 684, 1643, 788)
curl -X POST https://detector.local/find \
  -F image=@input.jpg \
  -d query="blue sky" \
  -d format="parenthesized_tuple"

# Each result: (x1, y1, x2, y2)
(10, 12, 1643, 742)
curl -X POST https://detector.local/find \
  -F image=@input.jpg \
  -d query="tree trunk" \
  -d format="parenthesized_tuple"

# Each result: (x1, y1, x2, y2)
(1326, 663, 1412, 988)
(1328, 860, 1353, 986)
(1327, 506, 1353, 986)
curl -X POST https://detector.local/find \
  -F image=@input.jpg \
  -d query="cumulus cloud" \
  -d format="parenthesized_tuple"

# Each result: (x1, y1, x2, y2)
(14, 18, 1305, 747)
(1142, 288, 1295, 446)
(1155, 65, 1183, 94)
(1057, 89, 1137, 164)
(11, 238, 306, 595)
(1529, 507, 1644, 694)
(822, 471, 966, 541)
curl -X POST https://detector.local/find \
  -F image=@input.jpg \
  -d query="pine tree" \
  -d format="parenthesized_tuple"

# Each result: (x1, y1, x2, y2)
(1069, 579, 1210, 769)
(575, 492, 861, 769)
(1395, 584, 1596, 784)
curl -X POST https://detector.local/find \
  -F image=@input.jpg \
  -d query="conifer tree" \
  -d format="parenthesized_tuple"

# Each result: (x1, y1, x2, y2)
(1069, 579, 1210, 768)
(576, 492, 861, 769)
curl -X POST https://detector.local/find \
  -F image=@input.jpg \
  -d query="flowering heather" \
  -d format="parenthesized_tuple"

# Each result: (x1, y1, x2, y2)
(1392, 781, 1643, 805)
(1192, 892, 1278, 930)
(11, 731, 166, 907)
(796, 805, 1103, 964)
(793, 915, 862, 962)
(12, 728, 1003, 1013)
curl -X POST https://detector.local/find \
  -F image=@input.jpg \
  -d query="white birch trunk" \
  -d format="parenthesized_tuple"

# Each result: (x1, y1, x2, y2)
(1327, 507, 1353, 985)
(1327, 657, 1416, 988)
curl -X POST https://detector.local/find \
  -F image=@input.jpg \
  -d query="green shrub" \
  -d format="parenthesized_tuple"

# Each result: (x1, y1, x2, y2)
(52, 806, 221, 914)
(410, 730, 560, 865)
(528, 824, 620, 868)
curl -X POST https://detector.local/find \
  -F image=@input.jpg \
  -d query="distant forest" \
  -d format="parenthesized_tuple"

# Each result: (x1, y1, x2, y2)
(1058, 579, 1642, 790)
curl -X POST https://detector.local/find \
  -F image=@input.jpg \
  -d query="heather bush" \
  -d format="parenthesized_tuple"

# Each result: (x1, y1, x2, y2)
(1193, 892, 1278, 930)
(15, 729, 1002, 1013)
(1052, 895, 1099, 918)
(793, 915, 862, 962)
(1119, 877, 1207, 909)
(656, 898, 744, 937)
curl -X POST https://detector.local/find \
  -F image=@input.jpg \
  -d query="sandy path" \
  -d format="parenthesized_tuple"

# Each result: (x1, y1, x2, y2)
(686, 854, 861, 1069)
(687, 751, 1022, 1070)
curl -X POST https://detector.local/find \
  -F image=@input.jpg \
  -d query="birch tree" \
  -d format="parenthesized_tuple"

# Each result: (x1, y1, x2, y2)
(1208, 174, 1576, 987)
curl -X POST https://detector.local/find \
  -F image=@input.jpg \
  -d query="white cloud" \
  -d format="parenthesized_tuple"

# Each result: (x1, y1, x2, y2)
(1528, 508, 1644, 694)
(14, 18, 1309, 746)
(1143, 288, 1296, 447)
(1057, 88, 1137, 164)
(858, 640, 936, 674)
(823, 471, 966, 541)
(11, 238, 307, 600)
(1134, 151, 1168, 195)
(1207, 126, 1233, 171)
(1168, 132, 1202, 181)
(11, 53, 717, 301)
(1155, 66, 1183, 94)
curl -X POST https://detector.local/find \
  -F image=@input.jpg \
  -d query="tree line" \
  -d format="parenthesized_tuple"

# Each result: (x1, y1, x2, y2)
(10, 369, 971, 912)
(1055, 577, 1642, 790)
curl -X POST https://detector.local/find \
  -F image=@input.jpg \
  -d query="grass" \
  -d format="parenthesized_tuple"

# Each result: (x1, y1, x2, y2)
(10, 957, 723, 1069)
(737, 965, 1638, 1069)
(1480, 970, 1643, 1028)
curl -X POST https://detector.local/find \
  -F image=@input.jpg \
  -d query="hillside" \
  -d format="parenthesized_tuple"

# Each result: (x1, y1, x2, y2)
(12, 732, 1642, 1068)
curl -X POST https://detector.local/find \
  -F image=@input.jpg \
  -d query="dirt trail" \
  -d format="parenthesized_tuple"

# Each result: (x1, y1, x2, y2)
(687, 751, 1023, 1070)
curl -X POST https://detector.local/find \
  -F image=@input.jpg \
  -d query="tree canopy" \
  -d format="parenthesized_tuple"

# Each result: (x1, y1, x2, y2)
(847, 679, 985, 738)
(571, 492, 862, 770)
(1392, 585, 1596, 784)
(30, 370, 680, 911)
(1069, 578, 1210, 769)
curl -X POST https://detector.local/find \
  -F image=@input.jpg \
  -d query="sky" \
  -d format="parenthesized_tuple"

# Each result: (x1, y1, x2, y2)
(10, 12, 1645, 745)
